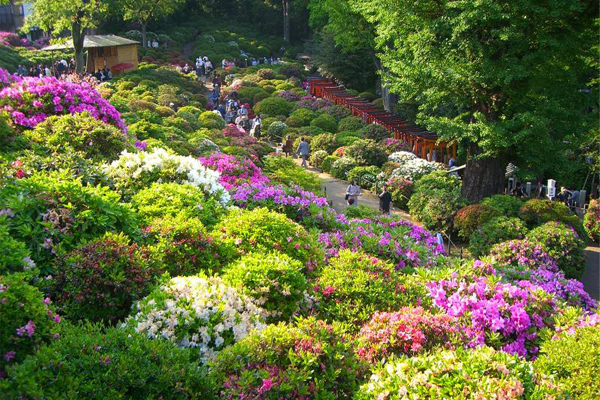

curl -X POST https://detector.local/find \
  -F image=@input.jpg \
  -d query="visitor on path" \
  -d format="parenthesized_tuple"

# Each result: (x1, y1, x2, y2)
(297, 138, 310, 168)
(283, 136, 293, 156)
(250, 115, 262, 138)
(346, 181, 361, 206)
(210, 90, 220, 106)
(511, 182, 525, 198)
(379, 186, 392, 215)
(556, 187, 572, 205)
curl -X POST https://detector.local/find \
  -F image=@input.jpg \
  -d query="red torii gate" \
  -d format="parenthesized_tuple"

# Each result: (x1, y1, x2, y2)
(307, 76, 456, 164)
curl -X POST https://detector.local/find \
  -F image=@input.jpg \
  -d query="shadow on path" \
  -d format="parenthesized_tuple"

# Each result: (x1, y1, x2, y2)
(584, 245, 599, 301)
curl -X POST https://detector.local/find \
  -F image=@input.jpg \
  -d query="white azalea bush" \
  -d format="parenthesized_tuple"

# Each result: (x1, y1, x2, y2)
(390, 157, 445, 181)
(124, 274, 266, 363)
(387, 151, 418, 164)
(104, 148, 230, 204)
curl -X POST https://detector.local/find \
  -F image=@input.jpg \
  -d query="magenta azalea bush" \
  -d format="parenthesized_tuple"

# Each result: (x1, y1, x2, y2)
(0, 73, 125, 131)
(231, 181, 346, 231)
(318, 217, 445, 269)
(428, 271, 556, 358)
(584, 199, 600, 242)
(199, 153, 269, 190)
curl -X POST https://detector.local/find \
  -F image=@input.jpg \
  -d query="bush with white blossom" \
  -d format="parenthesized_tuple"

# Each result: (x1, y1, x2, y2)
(103, 148, 230, 204)
(390, 157, 445, 182)
(124, 274, 266, 363)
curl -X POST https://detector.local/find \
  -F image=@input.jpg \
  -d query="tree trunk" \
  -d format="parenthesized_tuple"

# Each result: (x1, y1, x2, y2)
(462, 143, 505, 202)
(373, 56, 397, 112)
(282, 0, 290, 43)
(142, 21, 148, 48)
(72, 22, 85, 75)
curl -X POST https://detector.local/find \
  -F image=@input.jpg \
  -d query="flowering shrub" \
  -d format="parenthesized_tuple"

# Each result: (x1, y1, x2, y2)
(211, 208, 322, 271)
(310, 250, 423, 326)
(45, 233, 156, 324)
(0, 216, 32, 274)
(356, 307, 463, 363)
(357, 346, 553, 400)
(1, 324, 217, 399)
(526, 222, 586, 279)
(125, 274, 266, 363)
(199, 152, 269, 190)
(0, 74, 125, 131)
(222, 252, 307, 322)
(388, 150, 418, 164)
(24, 113, 131, 161)
(584, 199, 600, 241)
(131, 182, 226, 228)
(428, 274, 556, 358)
(143, 215, 233, 276)
(489, 239, 558, 272)
(345, 139, 388, 167)
(322, 104, 352, 121)
(104, 148, 230, 204)
(309, 149, 328, 169)
(338, 115, 364, 132)
(0, 273, 61, 376)
(330, 156, 358, 179)
(212, 318, 367, 399)
(293, 96, 331, 111)
(454, 204, 500, 241)
(390, 155, 445, 181)
(469, 217, 528, 257)
(265, 120, 287, 141)
(0, 172, 139, 270)
(230, 182, 346, 231)
(275, 90, 301, 102)
(481, 194, 523, 217)
(408, 171, 465, 233)
(318, 218, 445, 269)
(321, 155, 338, 173)
(379, 138, 410, 155)
(386, 177, 413, 210)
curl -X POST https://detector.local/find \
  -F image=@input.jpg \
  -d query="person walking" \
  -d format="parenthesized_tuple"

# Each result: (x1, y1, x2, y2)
(283, 136, 293, 156)
(346, 181, 361, 206)
(297, 137, 310, 168)
(379, 185, 392, 215)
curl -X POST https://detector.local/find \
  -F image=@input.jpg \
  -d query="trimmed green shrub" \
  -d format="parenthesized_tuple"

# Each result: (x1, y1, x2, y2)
(519, 198, 585, 238)
(131, 182, 225, 228)
(469, 217, 529, 257)
(359, 124, 389, 141)
(289, 108, 317, 126)
(199, 111, 226, 130)
(24, 113, 130, 161)
(0, 217, 32, 275)
(344, 204, 379, 219)
(211, 208, 322, 269)
(212, 318, 367, 399)
(534, 325, 600, 400)
(322, 105, 351, 121)
(408, 171, 465, 233)
(265, 120, 288, 141)
(263, 155, 323, 193)
(310, 250, 418, 326)
(1, 324, 217, 399)
(0, 273, 61, 375)
(454, 204, 501, 241)
(526, 222, 586, 279)
(222, 252, 307, 322)
(310, 113, 338, 133)
(45, 233, 156, 324)
(345, 139, 388, 167)
(321, 155, 339, 173)
(297, 125, 324, 137)
(128, 120, 166, 141)
(338, 116, 364, 132)
(254, 97, 294, 117)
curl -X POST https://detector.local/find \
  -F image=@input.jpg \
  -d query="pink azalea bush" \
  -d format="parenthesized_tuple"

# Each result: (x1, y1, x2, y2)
(427, 268, 556, 358)
(199, 153, 269, 190)
(356, 307, 463, 363)
(0, 72, 125, 131)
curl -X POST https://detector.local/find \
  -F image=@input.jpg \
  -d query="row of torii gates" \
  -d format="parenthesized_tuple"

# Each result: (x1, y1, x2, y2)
(307, 76, 456, 165)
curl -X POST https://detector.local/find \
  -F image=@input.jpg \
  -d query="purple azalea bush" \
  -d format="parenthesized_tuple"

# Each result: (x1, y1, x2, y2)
(0, 72, 125, 131)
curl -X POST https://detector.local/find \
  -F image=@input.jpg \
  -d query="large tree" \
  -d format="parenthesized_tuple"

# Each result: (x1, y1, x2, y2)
(121, 0, 185, 48)
(26, 0, 108, 74)
(351, 0, 597, 201)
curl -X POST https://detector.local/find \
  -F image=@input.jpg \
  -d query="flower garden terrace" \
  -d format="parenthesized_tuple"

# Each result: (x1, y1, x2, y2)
(0, 62, 598, 400)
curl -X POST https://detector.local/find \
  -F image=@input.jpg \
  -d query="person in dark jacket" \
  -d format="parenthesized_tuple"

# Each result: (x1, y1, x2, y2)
(379, 186, 392, 215)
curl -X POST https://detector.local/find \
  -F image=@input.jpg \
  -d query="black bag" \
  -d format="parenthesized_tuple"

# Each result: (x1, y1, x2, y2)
(344, 194, 349, 200)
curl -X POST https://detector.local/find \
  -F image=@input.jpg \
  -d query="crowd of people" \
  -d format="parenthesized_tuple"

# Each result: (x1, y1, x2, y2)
(13, 58, 76, 78)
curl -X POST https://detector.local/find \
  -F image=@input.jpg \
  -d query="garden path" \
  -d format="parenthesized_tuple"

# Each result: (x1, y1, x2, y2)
(583, 245, 599, 300)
